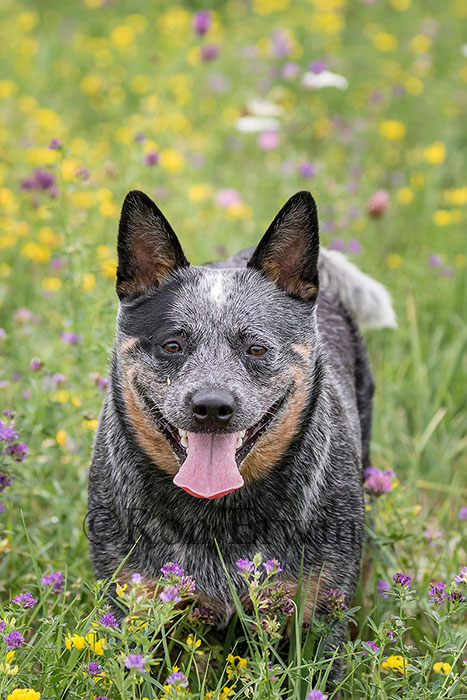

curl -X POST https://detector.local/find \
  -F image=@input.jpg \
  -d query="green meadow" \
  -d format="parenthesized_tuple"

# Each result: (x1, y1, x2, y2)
(0, 0, 465, 698)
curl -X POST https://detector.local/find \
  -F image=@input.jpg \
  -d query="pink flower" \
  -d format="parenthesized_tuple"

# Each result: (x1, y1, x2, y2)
(144, 151, 159, 166)
(215, 189, 242, 208)
(257, 131, 280, 150)
(367, 189, 390, 217)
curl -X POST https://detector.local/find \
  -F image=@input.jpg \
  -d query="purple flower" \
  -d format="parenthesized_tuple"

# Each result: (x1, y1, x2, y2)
(347, 238, 362, 254)
(299, 162, 316, 178)
(30, 357, 42, 370)
(166, 670, 189, 687)
(329, 237, 345, 251)
(271, 29, 293, 59)
(236, 558, 254, 574)
(99, 612, 117, 627)
(377, 580, 390, 598)
(144, 151, 159, 166)
(201, 44, 219, 61)
(88, 661, 101, 674)
(325, 588, 348, 615)
(193, 9, 211, 36)
(282, 62, 300, 79)
(159, 586, 181, 603)
(306, 690, 328, 700)
(123, 653, 146, 672)
(48, 138, 62, 150)
(13, 591, 37, 608)
(94, 697, 108, 700)
(448, 589, 465, 604)
(0, 503, 5, 514)
(0, 621, 4, 631)
(362, 640, 379, 655)
(454, 567, 467, 584)
(459, 506, 467, 521)
(0, 419, 17, 444)
(178, 575, 196, 595)
(308, 60, 327, 74)
(4, 631, 25, 649)
(160, 562, 184, 578)
(393, 572, 412, 587)
(364, 467, 394, 496)
(61, 331, 81, 344)
(8, 442, 28, 462)
(41, 571, 64, 593)
(428, 582, 447, 605)
(34, 169, 55, 190)
(131, 573, 142, 585)
(263, 559, 282, 575)
(0, 473, 13, 492)
(428, 254, 442, 267)
(423, 528, 442, 546)
(134, 132, 145, 143)
(387, 629, 394, 640)
(74, 167, 90, 181)
(0, 328, 6, 339)
(51, 372, 68, 387)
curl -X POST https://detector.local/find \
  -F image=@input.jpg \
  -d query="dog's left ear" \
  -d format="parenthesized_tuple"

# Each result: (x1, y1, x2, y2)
(247, 191, 319, 301)
(116, 190, 189, 300)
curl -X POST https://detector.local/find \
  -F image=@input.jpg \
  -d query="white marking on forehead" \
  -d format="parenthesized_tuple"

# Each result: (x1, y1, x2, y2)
(208, 272, 225, 304)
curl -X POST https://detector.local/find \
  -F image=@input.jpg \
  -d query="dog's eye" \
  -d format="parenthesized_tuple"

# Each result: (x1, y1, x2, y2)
(162, 342, 182, 354)
(247, 345, 267, 356)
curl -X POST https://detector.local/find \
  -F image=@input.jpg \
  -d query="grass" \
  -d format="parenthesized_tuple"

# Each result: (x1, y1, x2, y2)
(0, 0, 466, 697)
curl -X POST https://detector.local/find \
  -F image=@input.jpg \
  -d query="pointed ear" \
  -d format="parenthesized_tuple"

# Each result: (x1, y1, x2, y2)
(247, 191, 320, 300)
(116, 190, 189, 300)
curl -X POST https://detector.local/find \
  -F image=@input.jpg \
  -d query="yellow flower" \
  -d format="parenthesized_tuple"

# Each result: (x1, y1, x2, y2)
(0, 81, 17, 99)
(433, 210, 451, 227)
(0, 651, 18, 675)
(386, 253, 402, 269)
(186, 634, 201, 650)
(379, 120, 406, 140)
(82, 273, 96, 292)
(7, 690, 40, 700)
(111, 25, 135, 49)
(227, 202, 252, 219)
(391, 0, 410, 9)
(116, 583, 128, 597)
(253, 0, 290, 14)
(42, 277, 62, 292)
(226, 653, 247, 678)
(373, 32, 397, 51)
(424, 141, 445, 164)
(65, 633, 87, 651)
(188, 184, 213, 202)
(160, 149, 185, 174)
(410, 172, 424, 189)
(21, 242, 51, 264)
(410, 35, 431, 53)
(101, 259, 117, 278)
(381, 655, 408, 674)
(220, 688, 235, 699)
(397, 187, 414, 204)
(433, 662, 451, 674)
(56, 429, 67, 447)
(85, 632, 106, 655)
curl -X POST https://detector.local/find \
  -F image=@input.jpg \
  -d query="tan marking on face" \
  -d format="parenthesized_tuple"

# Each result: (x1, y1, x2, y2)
(291, 343, 311, 361)
(121, 379, 179, 476)
(241, 366, 308, 484)
(120, 337, 140, 354)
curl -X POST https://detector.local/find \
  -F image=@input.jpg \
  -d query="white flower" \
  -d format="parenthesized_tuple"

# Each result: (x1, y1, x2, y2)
(302, 70, 348, 90)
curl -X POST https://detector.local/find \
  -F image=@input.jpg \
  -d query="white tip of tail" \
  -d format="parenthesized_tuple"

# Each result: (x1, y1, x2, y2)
(318, 248, 397, 330)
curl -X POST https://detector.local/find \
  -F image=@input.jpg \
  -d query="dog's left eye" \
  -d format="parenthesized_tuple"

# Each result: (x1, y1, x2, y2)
(162, 342, 182, 354)
(247, 345, 267, 356)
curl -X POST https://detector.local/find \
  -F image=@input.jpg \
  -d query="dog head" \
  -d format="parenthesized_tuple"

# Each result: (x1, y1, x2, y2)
(115, 190, 320, 499)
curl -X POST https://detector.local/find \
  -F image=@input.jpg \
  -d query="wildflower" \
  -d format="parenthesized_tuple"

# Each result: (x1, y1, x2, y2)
(166, 670, 188, 687)
(7, 690, 40, 700)
(454, 566, 467, 584)
(74, 167, 89, 180)
(48, 138, 62, 150)
(257, 131, 280, 150)
(377, 578, 390, 599)
(433, 662, 452, 674)
(86, 632, 105, 655)
(13, 592, 37, 608)
(0, 473, 13, 492)
(428, 254, 442, 267)
(325, 588, 348, 616)
(178, 575, 196, 595)
(362, 640, 379, 655)
(379, 120, 406, 140)
(61, 331, 81, 344)
(4, 631, 25, 649)
(124, 653, 146, 672)
(226, 654, 247, 679)
(41, 571, 64, 593)
(428, 581, 447, 605)
(381, 655, 408, 674)
(459, 506, 467, 520)
(21, 169, 55, 192)
(131, 573, 142, 584)
(215, 189, 242, 208)
(144, 151, 159, 166)
(364, 466, 394, 495)
(309, 60, 326, 74)
(88, 661, 100, 674)
(263, 559, 282, 575)
(193, 9, 211, 36)
(236, 558, 254, 574)
(423, 528, 442, 546)
(367, 190, 390, 218)
(0, 503, 5, 513)
(299, 162, 316, 178)
(65, 634, 86, 651)
(0, 650, 18, 675)
(393, 572, 412, 587)
(8, 443, 28, 462)
(161, 562, 184, 577)
(306, 691, 328, 700)
(98, 612, 117, 627)
(424, 141, 445, 164)
(186, 634, 201, 650)
(188, 606, 216, 624)
(159, 586, 181, 603)
(201, 44, 219, 61)
(387, 629, 394, 641)
(447, 589, 465, 604)
(29, 358, 42, 370)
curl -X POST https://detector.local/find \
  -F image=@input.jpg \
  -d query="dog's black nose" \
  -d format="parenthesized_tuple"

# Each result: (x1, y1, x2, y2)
(191, 390, 235, 427)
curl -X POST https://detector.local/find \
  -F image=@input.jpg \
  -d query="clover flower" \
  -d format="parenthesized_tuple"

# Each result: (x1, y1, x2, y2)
(377, 580, 390, 598)
(29, 358, 42, 371)
(428, 581, 447, 605)
(159, 586, 181, 603)
(447, 589, 465, 604)
(21, 169, 56, 192)
(362, 640, 379, 655)
(160, 562, 184, 578)
(393, 572, 412, 587)
(459, 506, 467, 520)
(364, 467, 394, 495)
(325, 588, 348, 616)
(0, 473, 13, 492)
(454, 566, 467, 584)
(130, 573, 142, 584)
(13, 592, 37, 608)
(61, 331, 81, 344)
(201, 44, 219, 61)
(41, 571, 64, 593)
(166, 670, 188, 687)
(98, 612, 117, 627)
(48, 138, 62, 150)
(4, 631, 25, 649)
(367, 189, 390, 217)
(258, 583, 294, 617)
(193, 9, 211, 36)
(144, 151, 159, 166)
(88, 661, 100, 674)
(306, 690, 328, 700)
(263, 559, 282, 575)
(123, 653, 146, 672)
(236, 558, 254, 574)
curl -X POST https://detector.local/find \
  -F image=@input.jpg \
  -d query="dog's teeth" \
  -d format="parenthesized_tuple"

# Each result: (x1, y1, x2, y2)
(178, 429, 187, 438)
(235, 436, 243, 449)
(180, 435, 189, 448)
(239, 430, 246, 438)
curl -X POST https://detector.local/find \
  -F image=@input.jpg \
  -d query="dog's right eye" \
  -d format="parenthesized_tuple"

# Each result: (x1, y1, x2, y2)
(162, 342, 182, 354)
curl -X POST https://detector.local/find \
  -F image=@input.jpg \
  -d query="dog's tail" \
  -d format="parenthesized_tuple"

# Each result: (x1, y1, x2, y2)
(318, 248, 397, 330)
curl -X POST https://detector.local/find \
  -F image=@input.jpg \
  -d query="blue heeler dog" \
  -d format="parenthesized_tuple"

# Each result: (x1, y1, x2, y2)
(88, 189, 396, 673)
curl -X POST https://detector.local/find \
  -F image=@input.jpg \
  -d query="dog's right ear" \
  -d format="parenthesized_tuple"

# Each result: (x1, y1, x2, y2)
(116, 190, 189, 300)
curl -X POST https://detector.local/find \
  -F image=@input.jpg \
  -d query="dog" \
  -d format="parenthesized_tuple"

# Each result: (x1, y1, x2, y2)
(88, 189, 395, 677)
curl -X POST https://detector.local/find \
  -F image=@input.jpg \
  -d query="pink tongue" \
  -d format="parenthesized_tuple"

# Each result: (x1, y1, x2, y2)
(173, 432, 244, 499)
